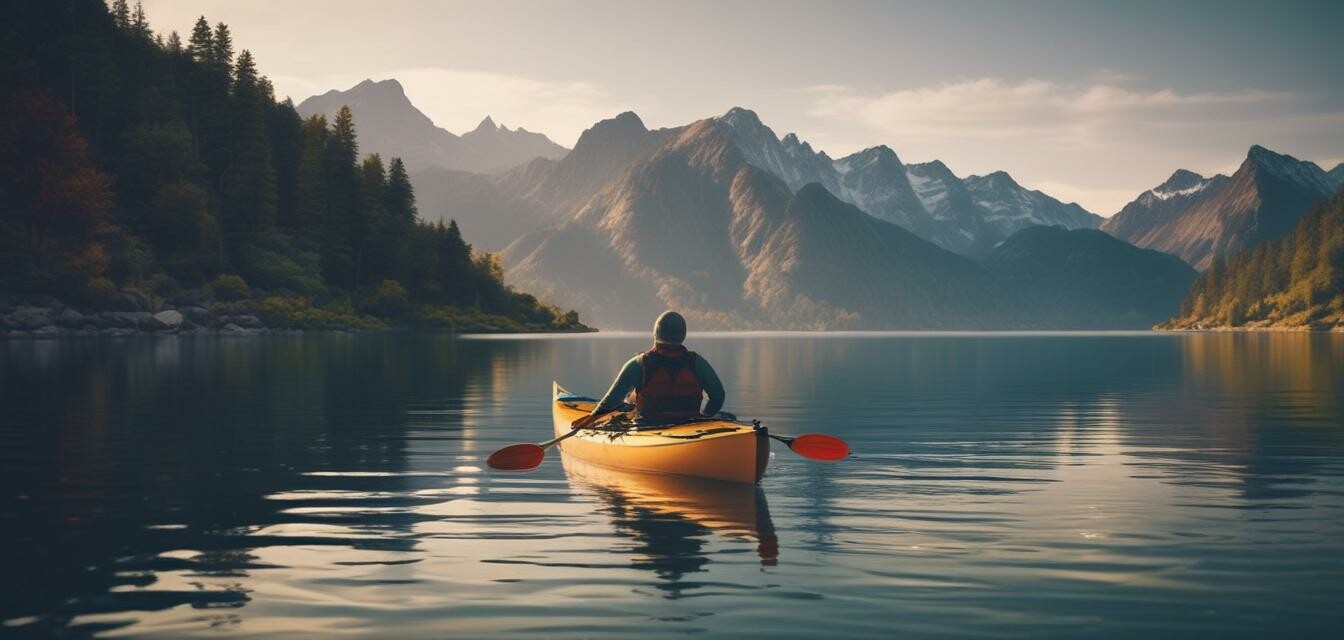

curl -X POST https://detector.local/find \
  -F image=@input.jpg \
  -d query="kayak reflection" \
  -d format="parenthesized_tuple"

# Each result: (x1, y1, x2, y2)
(561, 456, 779, 595)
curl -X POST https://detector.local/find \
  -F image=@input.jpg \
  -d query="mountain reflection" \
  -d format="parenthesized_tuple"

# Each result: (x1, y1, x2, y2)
(562, 457, 778, 597)
(4, 333, 1343, 637)
(0, 335, 494, 633)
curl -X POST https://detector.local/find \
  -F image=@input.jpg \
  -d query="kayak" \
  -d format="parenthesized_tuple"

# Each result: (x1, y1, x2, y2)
(551, 381, 770, 484)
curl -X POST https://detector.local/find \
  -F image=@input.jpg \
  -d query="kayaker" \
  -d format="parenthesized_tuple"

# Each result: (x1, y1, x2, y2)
(573, 311, 726, 427)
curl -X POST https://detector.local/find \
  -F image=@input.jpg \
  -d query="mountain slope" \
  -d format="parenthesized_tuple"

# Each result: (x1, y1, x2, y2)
(412, 111, 676, 251)
(983, 226, 1198, 328)
(1101, 169, 1228, 243)
(1102, 146, 1339, 270)
(716, 107, 1099, 255)
(963, 172, 1104, 238)
(296, 79, 567, 174)
(410, 167, 547, 252)
(1160, 191, 1344, 329)
(502, 118, 1017, 329)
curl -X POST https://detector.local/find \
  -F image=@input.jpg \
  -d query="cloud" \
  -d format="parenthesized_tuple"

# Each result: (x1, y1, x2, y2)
(807, 78, 1298, 143)
(804, 78, 1344, 213)
(389, 67, 646, 146)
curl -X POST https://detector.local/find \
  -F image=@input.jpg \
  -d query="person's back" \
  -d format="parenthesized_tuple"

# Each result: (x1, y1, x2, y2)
(575, 311, 725, 426)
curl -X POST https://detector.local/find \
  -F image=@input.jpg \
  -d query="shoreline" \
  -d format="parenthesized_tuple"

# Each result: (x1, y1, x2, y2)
(1155, 325, 1344, 333)
(1, 299, 595, 340)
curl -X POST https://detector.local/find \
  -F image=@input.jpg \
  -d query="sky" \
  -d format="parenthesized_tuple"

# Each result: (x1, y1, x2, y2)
(138, 0, 1344, 215)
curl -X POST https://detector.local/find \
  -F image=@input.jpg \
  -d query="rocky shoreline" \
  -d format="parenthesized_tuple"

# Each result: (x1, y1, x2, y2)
(1, 295, 596, 338)
(1, 300, 279, 338)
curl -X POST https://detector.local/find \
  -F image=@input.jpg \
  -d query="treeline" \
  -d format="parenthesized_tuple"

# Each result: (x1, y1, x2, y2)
(1162, 192, 1344, 329)
(0, 0, 583, 331)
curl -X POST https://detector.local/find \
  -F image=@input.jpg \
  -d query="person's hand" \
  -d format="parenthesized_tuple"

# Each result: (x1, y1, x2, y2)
(571, 413, 601, 428)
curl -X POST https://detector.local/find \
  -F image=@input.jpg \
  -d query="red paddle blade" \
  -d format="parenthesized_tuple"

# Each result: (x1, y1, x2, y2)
(788, 434, 850, 461)
(487, 444, 546, 471)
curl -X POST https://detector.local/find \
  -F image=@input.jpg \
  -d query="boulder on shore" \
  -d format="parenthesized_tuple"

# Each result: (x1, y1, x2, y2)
(3, 307, 53, 330)
(57, 308, 86, 327)
(152, 309, 184, 330)
(224, 314, 264, 329)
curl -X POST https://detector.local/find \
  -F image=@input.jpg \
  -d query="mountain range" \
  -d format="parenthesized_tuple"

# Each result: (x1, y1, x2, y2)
(296, 78, 1339, 330)
(490, 113, 1189, 329)
(717, 108, 1103, 256)
(295, 79, 568, 175)
(1102, 146, 1344, 270)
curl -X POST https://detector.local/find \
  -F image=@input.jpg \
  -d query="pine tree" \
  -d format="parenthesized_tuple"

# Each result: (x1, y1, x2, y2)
(293, 114, 328, 248)
(187, 16, 213, 64)
(355, 153, 388, 288)
(212, 22, 233, 76)
(269, 99, 304, 232)
(112, 0, 131, 29)
(321, 105, 359, 286)
(384, 157, 416, 279)
(220, 49, 277, 268)
(131, 2, 149, 40)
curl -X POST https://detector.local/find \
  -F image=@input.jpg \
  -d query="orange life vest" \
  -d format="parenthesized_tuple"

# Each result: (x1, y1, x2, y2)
(636, 344, 704, 420)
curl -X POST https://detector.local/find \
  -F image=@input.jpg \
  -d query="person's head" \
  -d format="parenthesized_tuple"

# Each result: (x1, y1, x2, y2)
(653, 310, 687, 346)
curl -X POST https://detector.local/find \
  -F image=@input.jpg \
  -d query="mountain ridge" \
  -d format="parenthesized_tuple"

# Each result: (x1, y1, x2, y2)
(296, 78, 568, 175)
(1102, 145, 1339, 270)
(714, 107, 1101, 256)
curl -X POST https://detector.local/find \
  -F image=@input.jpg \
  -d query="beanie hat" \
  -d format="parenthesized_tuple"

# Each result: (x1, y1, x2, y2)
(653, 311, 687, 345)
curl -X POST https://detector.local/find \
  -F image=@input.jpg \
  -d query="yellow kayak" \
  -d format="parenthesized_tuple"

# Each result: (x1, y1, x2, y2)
(552, 382, 770, 484)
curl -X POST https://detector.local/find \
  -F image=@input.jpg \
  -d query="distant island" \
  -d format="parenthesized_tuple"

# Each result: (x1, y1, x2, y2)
(0, 2, 588, 337)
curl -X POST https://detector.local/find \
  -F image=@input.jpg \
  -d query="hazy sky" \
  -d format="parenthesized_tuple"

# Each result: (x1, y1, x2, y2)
(139, 0, 1344, 214)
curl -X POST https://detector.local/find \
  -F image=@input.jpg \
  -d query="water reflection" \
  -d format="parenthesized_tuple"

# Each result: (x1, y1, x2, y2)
(562, 456, 778, 597)
(1, 332, 1342, 638)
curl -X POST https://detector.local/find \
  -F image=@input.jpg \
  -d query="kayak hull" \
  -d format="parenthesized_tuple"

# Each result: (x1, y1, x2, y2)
(552, 382, 769, 484)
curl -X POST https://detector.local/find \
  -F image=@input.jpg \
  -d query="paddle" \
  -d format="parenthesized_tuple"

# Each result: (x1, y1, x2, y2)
(486, 411, 617, 471)
(763, 432, 850, 461)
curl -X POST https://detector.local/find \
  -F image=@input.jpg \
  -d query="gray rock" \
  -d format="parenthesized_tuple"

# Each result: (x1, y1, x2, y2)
(100, 327, 137, 337)
(220, 323, 244, 333)
(31, 325, 60, 339)
(57, 308, 86, 327)
(152, 310, 184, 330)
(4, 307, 53, 330)
(226, 314, 264, 329)
(182, 306, 212, 325)
(97, 311, 145, 329)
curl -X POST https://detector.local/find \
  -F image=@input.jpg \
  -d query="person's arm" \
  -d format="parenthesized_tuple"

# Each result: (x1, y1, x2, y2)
(592, 357, 642, 415)
(694, 355, 726, 416)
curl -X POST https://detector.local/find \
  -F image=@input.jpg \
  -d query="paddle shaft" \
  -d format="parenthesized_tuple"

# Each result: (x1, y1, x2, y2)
(547, 408, 625, 448)
(540, 427, 582, 450)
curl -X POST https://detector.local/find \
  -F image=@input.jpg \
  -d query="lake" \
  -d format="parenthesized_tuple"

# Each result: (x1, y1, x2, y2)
(2, 332, 1342, 638)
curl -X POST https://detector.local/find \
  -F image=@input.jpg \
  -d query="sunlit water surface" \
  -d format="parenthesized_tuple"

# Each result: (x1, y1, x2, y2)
(2, 332, 1343, 638)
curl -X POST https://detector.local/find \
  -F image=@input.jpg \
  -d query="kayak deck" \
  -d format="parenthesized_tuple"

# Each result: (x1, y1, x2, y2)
(552, 382, 769, 484)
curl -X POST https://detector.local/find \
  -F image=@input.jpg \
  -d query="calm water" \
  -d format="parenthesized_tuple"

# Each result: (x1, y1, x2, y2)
(2, 332, 1343, 638)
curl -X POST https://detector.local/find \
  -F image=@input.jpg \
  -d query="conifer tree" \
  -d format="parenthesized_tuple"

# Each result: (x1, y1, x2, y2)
(294, 115, 328, 248)
(321, 105, 359, 285)
(220, 49, 277, 268)
(112, 0, 130, 29)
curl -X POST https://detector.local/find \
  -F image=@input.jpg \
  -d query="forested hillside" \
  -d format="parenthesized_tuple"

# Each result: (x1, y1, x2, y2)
(1160, 192, 1344, 330)
(0, 0, 586, 333)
